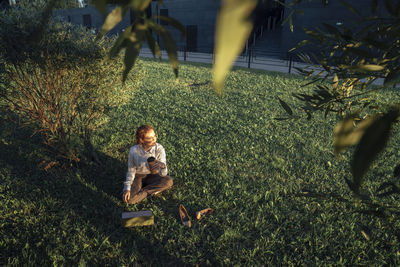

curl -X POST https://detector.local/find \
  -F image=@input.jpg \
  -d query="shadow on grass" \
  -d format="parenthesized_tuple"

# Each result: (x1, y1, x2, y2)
(0, 114, 186, 266)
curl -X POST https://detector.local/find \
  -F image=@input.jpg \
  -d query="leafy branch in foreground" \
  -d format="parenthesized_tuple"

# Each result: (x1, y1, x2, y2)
(285, 0, 400, 119)
(277, 0, 400, 206)
(212, 0, 257, 94)
(93, 0, 185, 82)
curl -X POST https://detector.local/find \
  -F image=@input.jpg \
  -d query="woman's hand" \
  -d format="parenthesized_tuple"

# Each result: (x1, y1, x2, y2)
(123, 190, 131, 203)
(151, 161, 166, 170)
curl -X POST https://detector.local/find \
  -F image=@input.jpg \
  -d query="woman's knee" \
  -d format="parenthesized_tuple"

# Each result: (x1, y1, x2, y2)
(165, 176, 173, 188)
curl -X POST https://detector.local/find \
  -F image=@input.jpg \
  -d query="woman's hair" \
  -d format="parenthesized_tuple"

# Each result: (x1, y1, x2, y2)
(135, 125, 155, 144)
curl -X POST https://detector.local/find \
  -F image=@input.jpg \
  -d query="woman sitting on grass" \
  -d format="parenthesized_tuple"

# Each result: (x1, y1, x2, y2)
(123, 125, 173, 204)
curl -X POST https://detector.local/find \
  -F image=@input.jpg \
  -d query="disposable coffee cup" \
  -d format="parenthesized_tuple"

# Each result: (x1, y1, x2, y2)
(147, 157, 158, 174)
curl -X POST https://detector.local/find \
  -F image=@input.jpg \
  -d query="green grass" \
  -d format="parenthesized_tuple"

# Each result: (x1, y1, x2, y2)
(1, 58, 400, 266)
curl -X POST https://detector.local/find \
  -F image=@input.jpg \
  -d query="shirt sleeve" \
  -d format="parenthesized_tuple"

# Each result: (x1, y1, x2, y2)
(123, 147, 136, 191)
(156, 145, 168, 176)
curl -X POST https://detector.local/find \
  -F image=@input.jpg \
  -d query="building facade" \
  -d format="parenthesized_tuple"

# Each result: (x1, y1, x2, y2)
(281, 0, 376, 56)
(52, 0, 379, 59)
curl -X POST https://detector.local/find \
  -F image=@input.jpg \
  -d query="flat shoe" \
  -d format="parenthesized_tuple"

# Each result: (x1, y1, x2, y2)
(179, 204, 191, 228)
(196, 208, 213, 220)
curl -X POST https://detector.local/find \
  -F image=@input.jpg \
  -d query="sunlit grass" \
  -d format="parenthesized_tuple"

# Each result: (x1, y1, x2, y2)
(1, 58, 400, 265)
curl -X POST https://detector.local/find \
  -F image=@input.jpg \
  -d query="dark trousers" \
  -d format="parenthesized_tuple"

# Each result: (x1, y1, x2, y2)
(128, 174, 173, 204)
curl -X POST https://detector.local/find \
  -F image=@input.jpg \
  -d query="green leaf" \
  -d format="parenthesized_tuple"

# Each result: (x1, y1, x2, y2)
(212, 0, 257, 94)
(322, 23, 341, 38)
(274, 0, 290, 8)
(289, 15, 294, 32)
(303, 27, 324, 42)
(291, 0, 302, 6)
(297, 53, 314, 64)
(344, 176, 357, 193)
(154, 16, 186, 40)
(316, 84, 330, 92)
(277, 97, 293, 116)
(123, 38, 142, 82)
(333, 115, 376, 156)
(293, 93, 312, 101)
(93, 0, 107, 16)
(109, 26, 133, 57)
(315, 87, 332, 100)
(130, 0, 152, 12)
(100, 6, 129, 36)
(145, 30, 161, 59)
(148, 21, 179, 77)
(351, 108, 400, 195)
(294, 67, 313, 76)
(352, 64, 385, 72)
(290, 40, 310, 52)
(332, 74, 339, 89)
(340, 0, 361, 17)
(281, 10, 295, 28)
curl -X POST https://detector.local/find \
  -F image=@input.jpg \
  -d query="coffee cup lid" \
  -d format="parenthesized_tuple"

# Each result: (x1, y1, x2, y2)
(147, 156, 156, 162)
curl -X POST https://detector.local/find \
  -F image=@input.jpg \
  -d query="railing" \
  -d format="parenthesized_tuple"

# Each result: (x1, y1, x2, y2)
(139, 45, 299, 74)
(245, 8, 285, 52)
(139, 45, 389, 87)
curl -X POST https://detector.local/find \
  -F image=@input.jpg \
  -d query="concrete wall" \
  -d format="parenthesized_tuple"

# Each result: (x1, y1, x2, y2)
(151, 0, 219, 52)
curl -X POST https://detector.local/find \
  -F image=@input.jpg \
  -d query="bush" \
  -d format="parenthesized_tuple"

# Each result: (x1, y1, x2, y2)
(0, 7, 144, 165)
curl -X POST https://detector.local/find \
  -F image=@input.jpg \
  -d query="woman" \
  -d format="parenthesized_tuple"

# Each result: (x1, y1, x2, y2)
(123, 125, 173, 204)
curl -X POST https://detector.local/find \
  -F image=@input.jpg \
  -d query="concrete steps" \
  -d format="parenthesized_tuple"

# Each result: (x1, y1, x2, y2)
(251, 28, 283, 59)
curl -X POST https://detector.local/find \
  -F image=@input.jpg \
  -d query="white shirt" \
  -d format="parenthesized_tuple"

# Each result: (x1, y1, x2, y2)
(123, 143, 168, 191)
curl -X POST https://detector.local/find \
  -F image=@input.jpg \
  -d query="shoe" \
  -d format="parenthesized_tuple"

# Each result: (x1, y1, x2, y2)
(196, 208, 213, 220)
(179, 204, 191, 228)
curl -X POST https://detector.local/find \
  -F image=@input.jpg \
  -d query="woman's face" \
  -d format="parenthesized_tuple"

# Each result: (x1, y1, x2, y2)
(142, 129, 157, 148)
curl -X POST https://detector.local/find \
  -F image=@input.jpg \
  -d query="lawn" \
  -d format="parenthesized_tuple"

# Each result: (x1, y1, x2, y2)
(1, 58, 400, 266)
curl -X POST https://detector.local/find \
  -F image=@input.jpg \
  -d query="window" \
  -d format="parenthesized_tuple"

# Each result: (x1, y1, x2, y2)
(83, 14, 91, 28)
(160, 9, 168, 25)
(186, 25, 197, 52)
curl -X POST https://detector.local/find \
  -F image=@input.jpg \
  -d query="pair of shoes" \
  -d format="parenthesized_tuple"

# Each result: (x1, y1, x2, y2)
(179, 205, 213, 227)
(128, 190, 149, 204)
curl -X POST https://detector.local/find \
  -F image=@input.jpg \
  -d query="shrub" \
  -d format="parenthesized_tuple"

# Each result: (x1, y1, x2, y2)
(0, 7, 144, 165)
